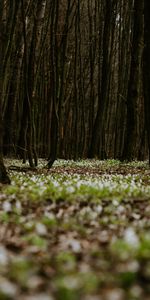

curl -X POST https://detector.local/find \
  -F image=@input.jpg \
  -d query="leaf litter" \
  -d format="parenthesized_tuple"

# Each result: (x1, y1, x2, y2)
(0, 159, 150, 300)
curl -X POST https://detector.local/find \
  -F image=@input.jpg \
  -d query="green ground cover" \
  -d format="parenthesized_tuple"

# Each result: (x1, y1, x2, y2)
(0, 159, 150, 300)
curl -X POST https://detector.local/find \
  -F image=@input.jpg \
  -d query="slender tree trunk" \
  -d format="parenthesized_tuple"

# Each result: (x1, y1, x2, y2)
(0, 1, 11, 183)
(88, 0, 112, 159)
(47, 0, 59, 167)
(143, 0, 150, 164)
(122, 0, 144, 161)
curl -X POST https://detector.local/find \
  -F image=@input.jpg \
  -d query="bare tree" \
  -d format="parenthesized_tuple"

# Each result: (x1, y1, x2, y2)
(122, 0, 144, 161)
(143, 0, 150, 164)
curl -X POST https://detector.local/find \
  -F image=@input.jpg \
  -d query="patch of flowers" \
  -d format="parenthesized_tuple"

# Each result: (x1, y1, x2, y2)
(3, 160, 150, 203)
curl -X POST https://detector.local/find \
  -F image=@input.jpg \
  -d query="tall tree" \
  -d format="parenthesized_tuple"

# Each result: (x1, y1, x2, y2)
(122, 0, 144, 161)
(0, 0, 11, 183)
(88, 0, 115, 159)
(143, 0, 150, 164)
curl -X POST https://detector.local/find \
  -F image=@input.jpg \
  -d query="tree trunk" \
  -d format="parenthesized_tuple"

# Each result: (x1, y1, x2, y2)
(0, 2, 10, 183)
(143, 0, 150, 164)
(122, 0, 144, 161)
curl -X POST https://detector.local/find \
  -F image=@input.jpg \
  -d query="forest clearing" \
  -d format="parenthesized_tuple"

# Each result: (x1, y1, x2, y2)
(0, 159, 150, 300)
(0, 1, 150, 299)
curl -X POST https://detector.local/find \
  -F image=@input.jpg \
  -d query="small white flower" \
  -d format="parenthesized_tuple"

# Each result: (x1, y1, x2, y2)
(68, 239, 81, 253)
(15, 200, 22, 212)
(124, 227, 139, 248)
(35, 223, 47, 236)
(95, 205, 103, 214)
(67, 186, 75, 193)
(0, 246, 9, 265)
(0, 278, 17, 297)
(2, 201, 12, 212)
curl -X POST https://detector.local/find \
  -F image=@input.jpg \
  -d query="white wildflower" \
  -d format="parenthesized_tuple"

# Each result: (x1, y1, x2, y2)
(2, 201, 12, 212)
(35, 223, 47, 236)
(0, 246, 9, 265)
(124, 227, 139, 248)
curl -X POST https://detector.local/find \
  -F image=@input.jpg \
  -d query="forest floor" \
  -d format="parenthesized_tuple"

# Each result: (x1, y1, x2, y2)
(0, 159, 150, 300)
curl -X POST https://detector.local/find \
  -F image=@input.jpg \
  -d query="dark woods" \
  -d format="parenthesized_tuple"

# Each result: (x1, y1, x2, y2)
(0, 0, 150, 183)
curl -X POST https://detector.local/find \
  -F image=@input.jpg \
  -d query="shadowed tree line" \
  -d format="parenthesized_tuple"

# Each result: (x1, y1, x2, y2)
(0, 0, 150, 183)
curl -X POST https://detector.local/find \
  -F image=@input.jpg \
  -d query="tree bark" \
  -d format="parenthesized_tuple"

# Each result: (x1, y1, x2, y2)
(143, 0, 150, 164)
(0, 1, 11, 183)
(122, 0, 144, 161)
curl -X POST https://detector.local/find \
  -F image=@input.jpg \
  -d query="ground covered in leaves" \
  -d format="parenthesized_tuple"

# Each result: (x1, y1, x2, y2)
(0, 159, 150, 300)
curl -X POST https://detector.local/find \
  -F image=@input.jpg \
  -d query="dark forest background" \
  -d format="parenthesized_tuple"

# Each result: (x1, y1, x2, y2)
(0, 0, 150, 182)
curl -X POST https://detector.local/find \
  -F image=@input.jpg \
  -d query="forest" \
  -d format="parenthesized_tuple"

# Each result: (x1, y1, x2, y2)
(0, 0, 150, 182)
(0, 0, 150, 300)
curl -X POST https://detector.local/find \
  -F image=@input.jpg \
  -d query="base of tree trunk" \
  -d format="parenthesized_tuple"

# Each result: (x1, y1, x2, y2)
(47, 158, 55, 168)
(0, 162, 11, 184)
